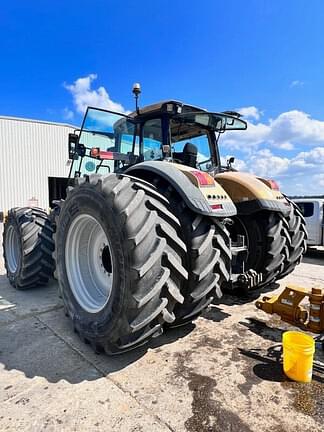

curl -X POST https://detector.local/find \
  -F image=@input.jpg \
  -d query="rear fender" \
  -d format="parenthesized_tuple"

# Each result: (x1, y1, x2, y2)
(215, 171, 290, 216)
(125, 161, 237, 217)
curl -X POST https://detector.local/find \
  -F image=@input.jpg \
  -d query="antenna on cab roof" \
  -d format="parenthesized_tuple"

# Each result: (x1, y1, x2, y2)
(132, 83, 141, 114)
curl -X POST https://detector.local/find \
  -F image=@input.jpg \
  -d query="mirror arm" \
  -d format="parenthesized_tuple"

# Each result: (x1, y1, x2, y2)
(76, 155, 84, 177)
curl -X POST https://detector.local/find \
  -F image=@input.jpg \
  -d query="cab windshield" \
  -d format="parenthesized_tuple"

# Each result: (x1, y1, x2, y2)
(173, 112, 247, 131)
(169, 112, 246, 170)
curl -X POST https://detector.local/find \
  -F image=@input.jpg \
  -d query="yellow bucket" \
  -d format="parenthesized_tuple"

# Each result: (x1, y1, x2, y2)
(282, 331, 315, 383)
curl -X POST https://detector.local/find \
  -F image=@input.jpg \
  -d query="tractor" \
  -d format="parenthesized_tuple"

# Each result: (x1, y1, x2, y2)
(2, 84, 307, 354)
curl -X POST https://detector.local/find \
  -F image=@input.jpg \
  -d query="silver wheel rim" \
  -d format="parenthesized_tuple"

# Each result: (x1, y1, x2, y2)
(5, 225, 20, 273)
(65, 214, 114, 313)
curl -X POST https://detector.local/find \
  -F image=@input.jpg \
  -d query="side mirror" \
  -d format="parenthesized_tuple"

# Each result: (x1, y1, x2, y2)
(68, 133, 80, 160)
(227, 156, 235, 168)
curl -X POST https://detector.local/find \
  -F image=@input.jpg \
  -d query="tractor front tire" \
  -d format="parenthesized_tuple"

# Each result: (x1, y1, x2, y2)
(54, 174, 187, 354)
(3, 207, 55, 289)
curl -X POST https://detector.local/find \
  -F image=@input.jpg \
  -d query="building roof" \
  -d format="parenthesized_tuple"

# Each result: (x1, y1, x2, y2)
(0, 115, 77, 129)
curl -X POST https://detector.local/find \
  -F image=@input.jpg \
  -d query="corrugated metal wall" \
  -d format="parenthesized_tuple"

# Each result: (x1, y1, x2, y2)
(0, 116, 75, 211)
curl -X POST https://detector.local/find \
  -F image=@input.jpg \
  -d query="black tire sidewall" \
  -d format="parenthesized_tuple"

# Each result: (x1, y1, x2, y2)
(56, 187, 129, 339)
(229, 214, 266, 272)
(4, 212, 24, 284)
(243, 216, 265, 272)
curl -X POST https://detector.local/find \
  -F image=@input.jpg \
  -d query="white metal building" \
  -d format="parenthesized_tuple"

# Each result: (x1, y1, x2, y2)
(0, 116, 76, 213)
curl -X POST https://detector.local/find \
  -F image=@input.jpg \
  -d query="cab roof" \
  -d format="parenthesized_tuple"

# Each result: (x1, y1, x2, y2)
(128, 100, 206, 118)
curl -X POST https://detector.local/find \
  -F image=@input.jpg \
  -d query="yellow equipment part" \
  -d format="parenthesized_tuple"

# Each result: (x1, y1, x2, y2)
(256, 285, 324, 333)
(215, 171, 285, 203)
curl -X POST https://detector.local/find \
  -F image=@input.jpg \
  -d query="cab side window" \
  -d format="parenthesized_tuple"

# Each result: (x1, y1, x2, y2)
(142, 118, 163, 160)
(119, 122, 140, 156)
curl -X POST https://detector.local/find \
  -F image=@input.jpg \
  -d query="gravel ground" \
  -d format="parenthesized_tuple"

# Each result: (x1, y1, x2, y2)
(0, 222, 323, 432)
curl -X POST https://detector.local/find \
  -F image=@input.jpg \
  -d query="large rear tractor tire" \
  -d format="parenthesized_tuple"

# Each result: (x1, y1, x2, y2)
(171, 211, 231, 326)
(279, 198, 307, 279)
(54, 174, 187, 354)
(3, 207, 55, 289)
(146, 178, 231, 326)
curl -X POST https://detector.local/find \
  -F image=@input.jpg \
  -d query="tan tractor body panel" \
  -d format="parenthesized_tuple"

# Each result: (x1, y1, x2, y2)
(215, 171, 284, 203)
(214, 171, 290, 215)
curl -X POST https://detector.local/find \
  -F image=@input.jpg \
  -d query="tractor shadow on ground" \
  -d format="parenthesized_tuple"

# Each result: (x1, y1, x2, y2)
(201, 304, 231, 323)
(186, 282, 280, 325)
(0, 271, 197, 384)
(239, 317, 284, 342)
(0, 319, 196, 385)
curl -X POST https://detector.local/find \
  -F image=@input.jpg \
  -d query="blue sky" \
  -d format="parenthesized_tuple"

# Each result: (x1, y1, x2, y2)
(1, 0, 324, 195)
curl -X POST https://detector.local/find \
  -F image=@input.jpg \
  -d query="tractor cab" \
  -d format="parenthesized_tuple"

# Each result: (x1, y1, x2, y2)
(68, 101, 247, 179)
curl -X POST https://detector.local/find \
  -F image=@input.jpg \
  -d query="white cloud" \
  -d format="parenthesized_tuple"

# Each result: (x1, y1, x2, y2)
(64, 74, 126, 114)
(236, 106, 262, 121)
(290, 80, 304, 88)
(248, 149, 290, 177)
(235, 147, 324, 195)
(231, 158, 247, 171)
(268, 110, 324, 148)
(314, 173, 324, 187)
(62, 107, 74, 120)
(222, 121, 270, 151)
(221, 109, 324, 152)
(291, 147, 324, 168)
(275, 141, 295, 150)
(253, 147, 324, 176)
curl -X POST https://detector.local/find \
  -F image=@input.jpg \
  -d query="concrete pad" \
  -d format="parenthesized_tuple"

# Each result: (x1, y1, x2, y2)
(0, 373, 169, 432)
(0, 317, 170, 432)
(0, 274, 62, 322)
(0, 224, 62, 323)
(0, 225, 62, 326)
